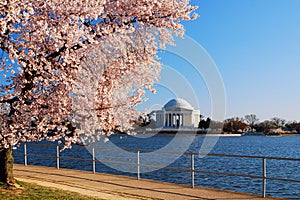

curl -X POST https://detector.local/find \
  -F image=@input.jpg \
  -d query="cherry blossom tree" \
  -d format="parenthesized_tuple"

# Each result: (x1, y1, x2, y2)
(0, 0, 197, 184)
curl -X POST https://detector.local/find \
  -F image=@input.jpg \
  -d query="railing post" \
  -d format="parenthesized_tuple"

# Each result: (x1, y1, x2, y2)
(191, 153, 195, 188)
(137, 150, 140, 180)
(92, 147, 96, 174)
(24, 143, 27, 166)
(262, 158, 267, 198)
(56, 144, 60, 169)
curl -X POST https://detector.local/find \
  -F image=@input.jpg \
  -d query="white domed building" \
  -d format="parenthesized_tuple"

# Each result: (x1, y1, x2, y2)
(153, 98, 200, 128)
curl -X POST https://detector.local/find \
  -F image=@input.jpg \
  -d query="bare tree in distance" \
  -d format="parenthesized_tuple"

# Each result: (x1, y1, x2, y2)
(271, 117, 286, 128)
(245, 114, 259, 129)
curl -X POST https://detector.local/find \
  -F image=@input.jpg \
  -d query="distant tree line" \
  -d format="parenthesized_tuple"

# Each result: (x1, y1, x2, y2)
(199, 114, 300, 134)
(136, 113, 300, 134)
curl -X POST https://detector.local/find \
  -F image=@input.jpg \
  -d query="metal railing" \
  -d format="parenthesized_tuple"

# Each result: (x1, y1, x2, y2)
(14, 143, 300, 198)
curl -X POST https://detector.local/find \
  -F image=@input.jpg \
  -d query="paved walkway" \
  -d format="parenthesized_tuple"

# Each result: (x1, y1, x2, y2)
(14, 164, 285, 200)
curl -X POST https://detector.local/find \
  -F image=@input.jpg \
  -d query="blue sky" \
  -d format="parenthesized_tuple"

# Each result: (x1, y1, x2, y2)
(139, 0, 300, 122)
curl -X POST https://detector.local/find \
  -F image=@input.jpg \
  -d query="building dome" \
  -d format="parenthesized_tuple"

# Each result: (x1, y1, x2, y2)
(163, 98, 194, 111)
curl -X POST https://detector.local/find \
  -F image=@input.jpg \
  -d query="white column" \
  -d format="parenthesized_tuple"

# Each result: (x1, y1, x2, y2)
(174, 114, 176, 127)
(181, 114, 183, 126)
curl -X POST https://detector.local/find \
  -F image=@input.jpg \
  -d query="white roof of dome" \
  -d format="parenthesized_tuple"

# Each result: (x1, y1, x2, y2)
(163, 98, 194, 111)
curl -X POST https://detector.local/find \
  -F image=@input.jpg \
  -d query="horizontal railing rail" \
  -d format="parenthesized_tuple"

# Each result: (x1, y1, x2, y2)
(15, 142, 300, 161)
(13, 142, 300, 198)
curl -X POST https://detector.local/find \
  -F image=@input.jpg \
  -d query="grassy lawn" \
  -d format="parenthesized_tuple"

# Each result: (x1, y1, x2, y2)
(0, 180, 102, 200)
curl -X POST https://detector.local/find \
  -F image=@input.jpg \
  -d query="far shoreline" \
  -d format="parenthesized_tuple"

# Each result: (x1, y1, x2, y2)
(131, 129, 300, 137)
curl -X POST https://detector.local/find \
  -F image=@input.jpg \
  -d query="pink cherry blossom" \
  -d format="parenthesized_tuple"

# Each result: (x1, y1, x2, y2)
(0, 0, 197, 149)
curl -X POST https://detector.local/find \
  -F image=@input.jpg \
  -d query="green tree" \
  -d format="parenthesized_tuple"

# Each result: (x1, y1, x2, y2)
(198, 117, 211, 130)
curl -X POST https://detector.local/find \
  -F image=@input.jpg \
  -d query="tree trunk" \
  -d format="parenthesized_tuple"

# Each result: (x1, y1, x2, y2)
(0, 146, 15, 185)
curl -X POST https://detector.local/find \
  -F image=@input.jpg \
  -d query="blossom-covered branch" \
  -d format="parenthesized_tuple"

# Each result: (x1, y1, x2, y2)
(0, 0, 197, 149)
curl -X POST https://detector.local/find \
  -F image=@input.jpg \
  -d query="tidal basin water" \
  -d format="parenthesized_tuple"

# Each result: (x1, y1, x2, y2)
(14, 134, 300, 199)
